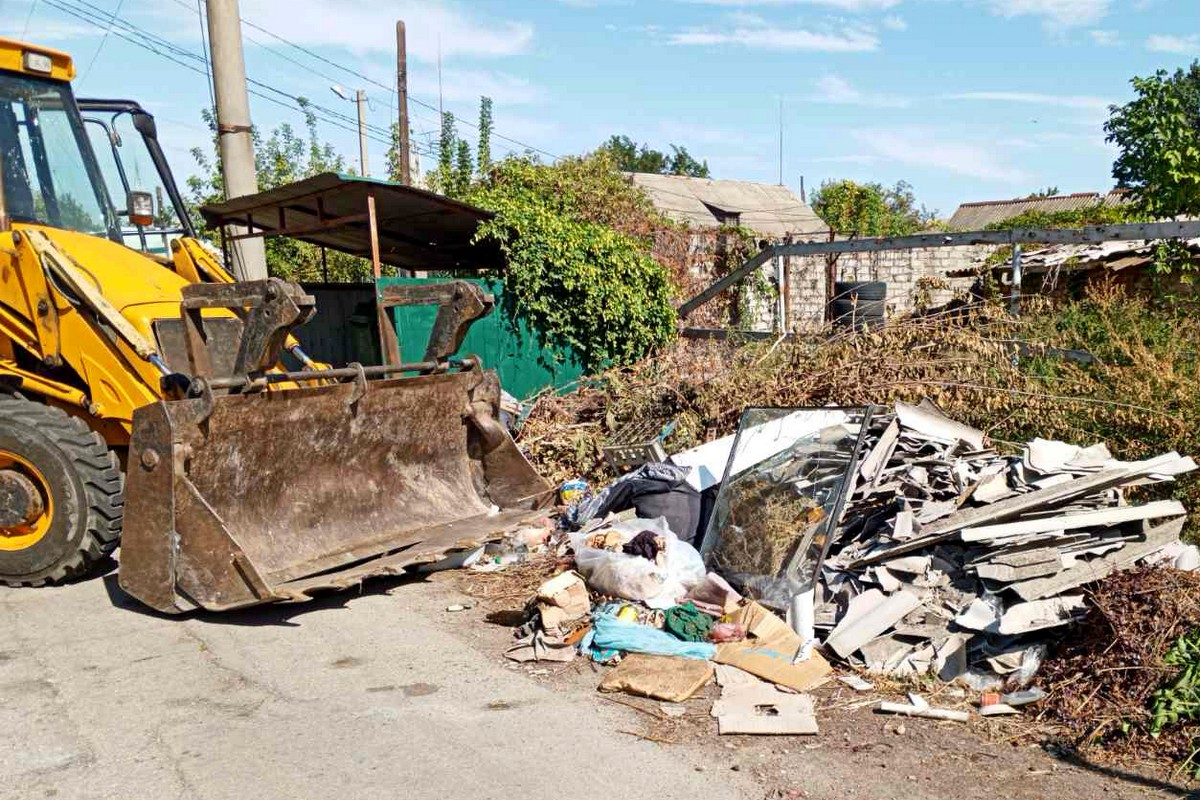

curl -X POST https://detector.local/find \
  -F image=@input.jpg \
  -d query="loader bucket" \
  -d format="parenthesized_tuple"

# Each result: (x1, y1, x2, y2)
(118, 366, 553, 614)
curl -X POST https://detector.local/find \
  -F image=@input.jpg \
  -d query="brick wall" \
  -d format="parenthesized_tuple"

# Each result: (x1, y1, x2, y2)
(783, 244, 997, 331)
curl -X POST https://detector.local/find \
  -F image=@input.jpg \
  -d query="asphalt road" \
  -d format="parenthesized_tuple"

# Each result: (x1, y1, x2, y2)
(0, 567, 758, 800)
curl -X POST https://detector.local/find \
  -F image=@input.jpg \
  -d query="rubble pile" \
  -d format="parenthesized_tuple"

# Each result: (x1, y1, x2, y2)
(817, 401, 1198, 688)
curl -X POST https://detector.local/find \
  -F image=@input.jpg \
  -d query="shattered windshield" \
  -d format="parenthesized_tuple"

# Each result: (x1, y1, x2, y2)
(0, 74, 116, 238)
(701, 407, 871, 610)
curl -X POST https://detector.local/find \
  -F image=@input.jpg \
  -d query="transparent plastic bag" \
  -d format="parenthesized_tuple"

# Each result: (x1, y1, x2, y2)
(569, 517, 706, 609)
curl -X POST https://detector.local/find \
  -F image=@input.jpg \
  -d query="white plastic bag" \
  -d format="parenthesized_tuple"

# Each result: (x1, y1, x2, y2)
(569, 517, 706, 609)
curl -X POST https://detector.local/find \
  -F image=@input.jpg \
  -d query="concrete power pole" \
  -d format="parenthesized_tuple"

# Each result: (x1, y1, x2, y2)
(205, 0, 267, 280)
(395, 20, 411, 184)
(355, 90, 369, 177)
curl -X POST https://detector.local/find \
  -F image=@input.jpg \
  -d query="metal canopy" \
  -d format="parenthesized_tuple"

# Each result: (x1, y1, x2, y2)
(199, 172, 504, 272)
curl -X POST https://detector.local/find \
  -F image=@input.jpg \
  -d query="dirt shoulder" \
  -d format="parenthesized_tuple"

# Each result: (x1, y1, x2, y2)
(442, 568, 1200, 800)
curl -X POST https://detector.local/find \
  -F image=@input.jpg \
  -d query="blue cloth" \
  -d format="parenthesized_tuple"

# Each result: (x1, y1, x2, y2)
(590, 612, 716, 661)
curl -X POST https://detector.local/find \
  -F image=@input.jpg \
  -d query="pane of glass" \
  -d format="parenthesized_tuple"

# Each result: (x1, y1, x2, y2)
(700, 407, 870, 610)
(0, 74, 112, 236)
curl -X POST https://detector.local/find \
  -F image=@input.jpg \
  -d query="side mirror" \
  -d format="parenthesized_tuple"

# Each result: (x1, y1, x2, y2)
(127, 190, 154, 226)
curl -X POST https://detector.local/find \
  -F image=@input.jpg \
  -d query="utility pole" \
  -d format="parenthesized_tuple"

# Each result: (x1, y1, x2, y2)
(332, 86, 370, 177)
(355, 90, 369, 177)
(204, 0, 267, 281)
(395, 20, 411, 184)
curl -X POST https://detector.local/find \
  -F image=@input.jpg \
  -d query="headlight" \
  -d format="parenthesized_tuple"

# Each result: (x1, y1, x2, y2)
(23, 51, 54, 74)
(127, 190, 154, 226)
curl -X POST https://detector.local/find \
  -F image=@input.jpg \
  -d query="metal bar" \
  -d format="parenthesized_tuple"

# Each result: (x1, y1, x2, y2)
(773, 221, 1200, 257)
(677, 246, 777, 319)
(204, 358, 477, 390)
(1010, 244, 1023, 317)
(224, 212, 370, 241)
(678, 220, 1200, 319)
(367, 190, 403, 366)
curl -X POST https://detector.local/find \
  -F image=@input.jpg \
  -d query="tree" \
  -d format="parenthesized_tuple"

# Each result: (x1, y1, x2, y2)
(810, 179, 934, 236)
(1106, 61, 1200, 219)
(1026, 186, 1061, 199)
(598, 135, 711, 177)
(187, 102, 372, 281)
(477, 96, 493, 174)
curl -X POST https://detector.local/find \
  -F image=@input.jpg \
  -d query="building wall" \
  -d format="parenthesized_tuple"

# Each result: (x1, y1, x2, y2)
(783, 244, 997, 331)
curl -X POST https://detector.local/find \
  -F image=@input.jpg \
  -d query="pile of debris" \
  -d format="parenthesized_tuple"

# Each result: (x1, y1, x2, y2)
(816, 401, 1197, 690)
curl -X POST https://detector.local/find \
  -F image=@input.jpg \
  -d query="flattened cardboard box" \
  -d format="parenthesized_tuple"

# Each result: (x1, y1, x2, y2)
(714, 601, 831, 692)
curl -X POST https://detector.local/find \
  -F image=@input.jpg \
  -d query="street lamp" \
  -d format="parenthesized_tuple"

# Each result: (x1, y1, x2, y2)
(331, 85, 369, 177)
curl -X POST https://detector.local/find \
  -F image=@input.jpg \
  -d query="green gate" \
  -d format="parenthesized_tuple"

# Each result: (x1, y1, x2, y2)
(377, 276, 586, 402)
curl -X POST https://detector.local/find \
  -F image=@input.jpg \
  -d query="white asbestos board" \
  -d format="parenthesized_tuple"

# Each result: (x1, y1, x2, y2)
(997, 595, 1087, 635)
(960, 500, 1185, 543)
(670, 409, 851, 492)
(895, 399, 985, 450)
(826, 590, 922, 658)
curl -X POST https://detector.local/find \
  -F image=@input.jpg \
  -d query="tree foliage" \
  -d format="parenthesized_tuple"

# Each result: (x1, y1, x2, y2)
(810, 179, 933, 236)
(598, 135, 711, 177)
(1106, 61, 1200, 219)
(462, 153, 677, 369)
(187, 102, 371, 281)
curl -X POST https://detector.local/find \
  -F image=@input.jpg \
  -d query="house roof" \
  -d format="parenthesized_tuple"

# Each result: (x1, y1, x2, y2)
(946, 190, 1129, 231)
(628, 172, 830, 239)
(200, 172, 504, 271)
(1017, 237, 1200, 276)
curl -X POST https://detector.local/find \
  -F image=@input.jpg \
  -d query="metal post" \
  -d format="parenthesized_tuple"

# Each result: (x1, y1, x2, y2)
(1010, 243, 1022, 317)
(205, 0, 267, 280)
(774, 253, 785, 333)
(367, 191, 402, 365)
(395, 21, 411, 185)
(355, 90, 370, 178)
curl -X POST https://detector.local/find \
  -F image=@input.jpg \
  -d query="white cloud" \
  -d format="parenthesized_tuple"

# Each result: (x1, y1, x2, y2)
(809, 154, 880, 164)
(412, 69, 542, 105)
(945, 91, 1110, 111)
(882, 15, 908, 30)
(853, 127, 1030, 183)
(1146, 34, 1200, 54)
(235, 0, 533, 61)
(667, 25, 879, 51)
(679, 0, 899, 8)
(986, 0, 1110, 28)
(811, 74, 910, 107)
(1089, 29, 1120, 46)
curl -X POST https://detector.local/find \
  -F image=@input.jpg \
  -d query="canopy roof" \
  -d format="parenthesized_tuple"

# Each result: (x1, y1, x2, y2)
(200, 173, 503, 272)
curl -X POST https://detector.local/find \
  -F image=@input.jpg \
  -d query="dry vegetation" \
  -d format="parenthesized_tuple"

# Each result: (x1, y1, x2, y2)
(519, 284, 1200, 534)
(1038, 568, 1200, 774)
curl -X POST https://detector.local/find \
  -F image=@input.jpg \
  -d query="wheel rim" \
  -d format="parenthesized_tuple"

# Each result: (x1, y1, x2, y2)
(0, 451, 54, 551)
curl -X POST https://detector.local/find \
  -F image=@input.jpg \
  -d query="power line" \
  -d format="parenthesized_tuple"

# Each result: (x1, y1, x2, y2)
(42, 0, 438, 159)
(80, 0, 124, 79)
(214, 5, 561, 160)
(21, 0, 39, 36)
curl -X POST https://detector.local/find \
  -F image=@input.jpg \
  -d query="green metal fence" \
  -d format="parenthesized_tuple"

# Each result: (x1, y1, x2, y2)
(377, 276, 586, 401)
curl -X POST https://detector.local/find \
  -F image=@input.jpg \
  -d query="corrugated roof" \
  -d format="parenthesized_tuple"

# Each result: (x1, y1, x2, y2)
(200, 173, 503, 271)
(628, 173, 830, 239)
(947, 190, 1129, 231)
(1018, 237, 1200, 275)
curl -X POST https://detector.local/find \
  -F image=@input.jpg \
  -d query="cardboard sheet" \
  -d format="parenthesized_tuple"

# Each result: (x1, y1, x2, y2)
(597, 654, 713, 703)
(713, 602, 831, 692)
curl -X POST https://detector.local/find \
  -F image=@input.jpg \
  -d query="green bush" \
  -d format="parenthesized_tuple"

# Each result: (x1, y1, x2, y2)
(464, 155, 677, 370)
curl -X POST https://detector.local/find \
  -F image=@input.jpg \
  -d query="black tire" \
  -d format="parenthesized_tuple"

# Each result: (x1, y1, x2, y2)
(833, 281, 887, 302)
(0, 394, 123, 586)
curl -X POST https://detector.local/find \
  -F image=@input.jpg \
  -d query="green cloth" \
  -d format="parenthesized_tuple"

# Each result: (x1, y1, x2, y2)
(664, 602, 714, 643)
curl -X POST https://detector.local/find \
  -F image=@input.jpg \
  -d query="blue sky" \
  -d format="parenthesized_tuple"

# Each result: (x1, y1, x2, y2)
(13, 0, 1200, 217)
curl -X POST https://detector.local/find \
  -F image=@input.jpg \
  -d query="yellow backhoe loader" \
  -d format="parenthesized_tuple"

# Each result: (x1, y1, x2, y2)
(0, 37, 551, 613)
